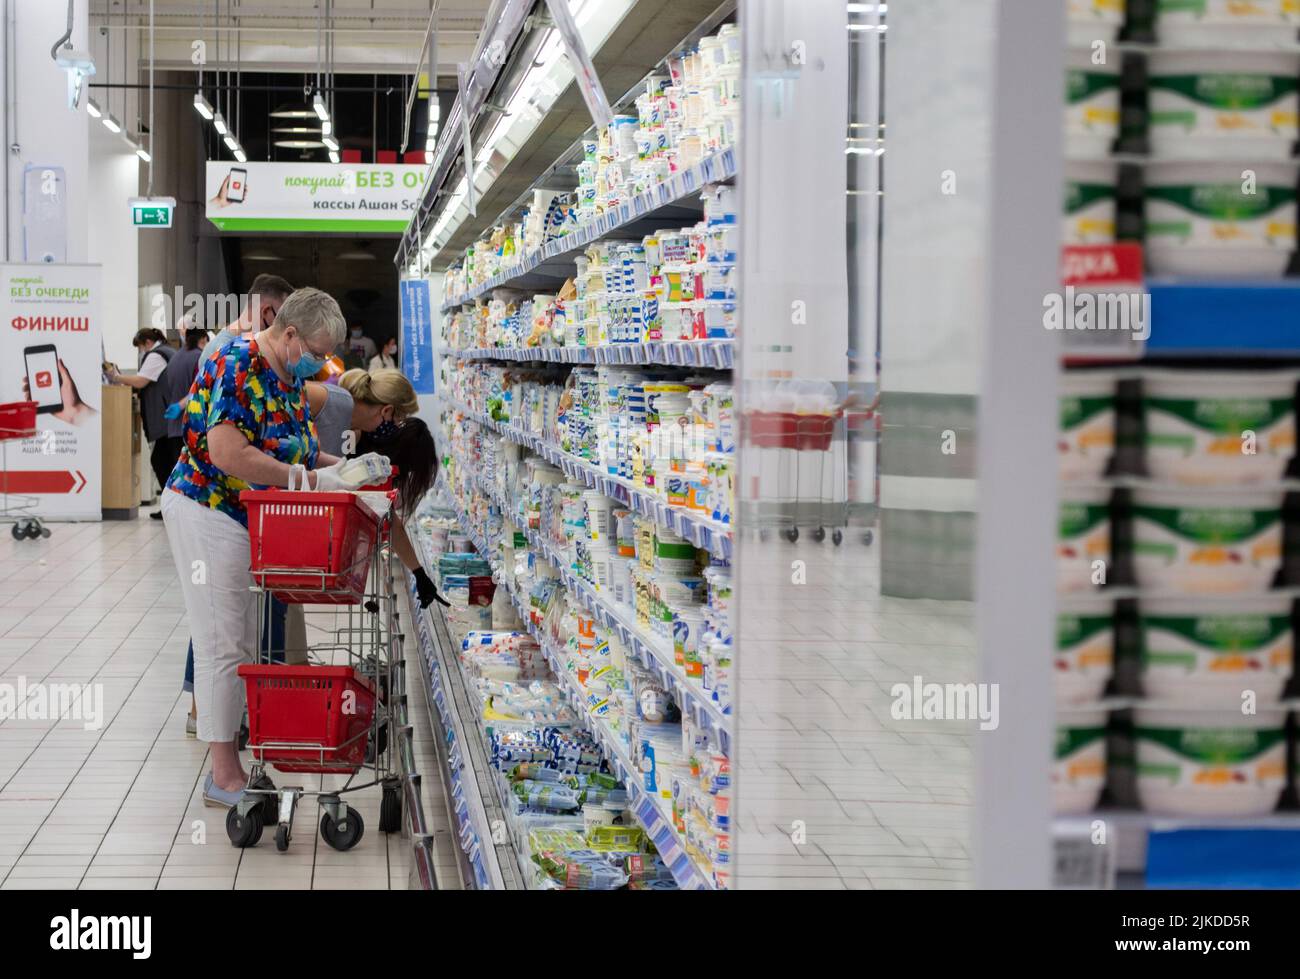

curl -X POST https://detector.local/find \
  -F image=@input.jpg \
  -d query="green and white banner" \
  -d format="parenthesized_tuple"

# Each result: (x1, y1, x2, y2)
(205, 162, 428, 233)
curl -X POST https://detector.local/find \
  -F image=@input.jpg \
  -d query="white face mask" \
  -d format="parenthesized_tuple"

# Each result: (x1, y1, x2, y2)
(351, 329, 362, 338)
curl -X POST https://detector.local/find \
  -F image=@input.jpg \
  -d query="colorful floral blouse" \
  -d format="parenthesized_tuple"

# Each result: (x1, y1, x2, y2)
(166, 334, 319, 525)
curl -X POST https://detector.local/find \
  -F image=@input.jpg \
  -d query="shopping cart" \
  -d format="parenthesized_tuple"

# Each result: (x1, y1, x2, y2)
(0, 401, 49, 541)
(225, 475, 405, 853)
(745, 409, 847, 544)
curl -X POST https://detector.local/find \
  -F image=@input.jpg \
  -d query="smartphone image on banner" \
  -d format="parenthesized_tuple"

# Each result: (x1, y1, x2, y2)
(227, 167, 247, 204)
(24, 344, 63, 415)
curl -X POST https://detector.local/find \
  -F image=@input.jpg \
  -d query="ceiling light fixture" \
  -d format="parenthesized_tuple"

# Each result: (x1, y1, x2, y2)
(223, 133, 239, 152)
(86, 98, 102, 118)
(312, 92, 329, 121)
(193, 92, 214, 120)
(102, 113, 122, 134)
(234, 147, 247, 163)
(212, 111, 228, 136)
(322, 135, 339, 152)
(135, 144, 151, 162)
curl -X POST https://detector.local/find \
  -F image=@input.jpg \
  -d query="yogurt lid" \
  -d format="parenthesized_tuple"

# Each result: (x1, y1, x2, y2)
(1139, 594, 1295, 617)
(1131, 483, 1286, 509)
(1141, 367, 1300, 398)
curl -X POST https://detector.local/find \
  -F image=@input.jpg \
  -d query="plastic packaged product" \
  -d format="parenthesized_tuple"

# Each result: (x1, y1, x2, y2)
(1066, 0, 1127, 45)
(1052, 707, 1108, 815)
(1055, 595, 1114, 705)
(1057, 487, 1110, 593)
(1064, 47, 1120, 159)
(1059, 370, 1116, 481)
(1144, 161, 1300, 278)
(1139, 596, 1294, 703)
(1134, 706, 1287, 816)
(1131, 485, 1283, 594)
(513, 780, 582, 812)
(1063, 160, 1119, 246)
(1154, 6, 1300, 60)
(673, 607, 708, 678)
(1141, 369, 1297, 485)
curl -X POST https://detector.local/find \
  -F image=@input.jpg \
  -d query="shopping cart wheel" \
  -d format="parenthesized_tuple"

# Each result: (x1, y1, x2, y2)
(10, 524, 21, 541)
(813, 527, 826, 543)
(275, 824, 291, 852)
(832, 529, 843, 546)
(226, 807, 264, 848)
(379, 779, 402, 834)
(782, 527, 799, 543)
(39, 526, 50, 539)
(320, 807, 365, 851)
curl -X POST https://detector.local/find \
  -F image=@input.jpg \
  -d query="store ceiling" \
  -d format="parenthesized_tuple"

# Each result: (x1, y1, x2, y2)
(90, 0, 495, 74)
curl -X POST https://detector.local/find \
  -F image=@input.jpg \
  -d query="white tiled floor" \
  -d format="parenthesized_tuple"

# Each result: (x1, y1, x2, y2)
(0, 513, 454, 890)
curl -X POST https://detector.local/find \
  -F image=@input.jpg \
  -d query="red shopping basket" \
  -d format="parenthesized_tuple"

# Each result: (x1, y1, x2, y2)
(0, 401, 37, 442)
(238, 664, 375, 773)
(244, 489, 381, 604)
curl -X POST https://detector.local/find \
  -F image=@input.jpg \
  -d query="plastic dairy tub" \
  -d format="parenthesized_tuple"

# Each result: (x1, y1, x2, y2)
(1148, 50, 1300, 161)
(1066, 0, 1127, 46)
(1155, 0, 1300, 48)
(1064, 48, 1121, 159)
(1144, 160, 1300, 277)
(1056, 594, 1116, 704)
(1135, 705, 1287, 816)
(1053, 707, 1109, 814)
(1064, 160, 1120, 246)
(1131, 485, 1284, 594)
(1060, 369, 1118, 481)
(1142, 369, 1298, 484)
(1139, 595, 1295, 702)
(1058, 486, 1112, 593)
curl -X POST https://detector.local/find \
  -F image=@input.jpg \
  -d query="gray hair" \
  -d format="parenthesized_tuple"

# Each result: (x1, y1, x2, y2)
(273, 287, 346, 346)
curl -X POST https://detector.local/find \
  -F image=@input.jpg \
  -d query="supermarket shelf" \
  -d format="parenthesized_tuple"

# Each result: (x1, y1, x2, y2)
(1061, 810, 1300, 879)
(408, 561, 522, 891)
(440, 146, 737, 313)
(447, 338, 735, 369)
(454, 458, 733, 750)
(442, 395, 734, 560)
(449, 507, 715, 890)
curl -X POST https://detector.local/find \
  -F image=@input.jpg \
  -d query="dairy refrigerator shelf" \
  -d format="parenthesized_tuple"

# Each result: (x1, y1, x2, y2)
(447, 339, 735, 369)
(449, 507, 717, 890)
(440, 146, 738, 313)
(444, 396, 734, 560)
(456, 460, 733, 747)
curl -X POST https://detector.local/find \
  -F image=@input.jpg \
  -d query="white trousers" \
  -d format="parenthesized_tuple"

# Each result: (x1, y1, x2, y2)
(161, 490, 257, 742)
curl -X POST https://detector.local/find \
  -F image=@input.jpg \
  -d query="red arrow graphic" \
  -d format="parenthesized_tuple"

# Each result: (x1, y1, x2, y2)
(0, 470, 87, 494)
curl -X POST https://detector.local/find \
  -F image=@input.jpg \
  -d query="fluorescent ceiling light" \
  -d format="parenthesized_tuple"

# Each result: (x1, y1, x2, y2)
(86, 98, 102, 118)
(234, 147, 247, 163)
(212, 112, 228, 135)
(312, 92, 329, 121)
(135, 144, 151, 162)
(223, 134, 239, 152)
(275, 139, 324, 149)
(193, 92, 214, 120)
(328, 150, 340, 164)
(321, 118, 332, 136)
(322, 135, 339, 152)
(270, 108, 317, 119)
(102, 113, 122, 133)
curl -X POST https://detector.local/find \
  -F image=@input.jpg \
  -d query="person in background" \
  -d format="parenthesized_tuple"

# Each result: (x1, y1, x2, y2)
(369, 336, 398, 371)
(163, 287, 391, 804)
(338, 368, 447, 609)
(146, 326, 209, 521)
(200, 273, 293, 367)
(107, 328, 175, 514)
(339, 324, 376, 369)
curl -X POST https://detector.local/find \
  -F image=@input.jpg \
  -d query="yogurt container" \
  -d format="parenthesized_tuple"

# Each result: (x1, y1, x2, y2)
(1064, 160, 1120, 246)
(1065, 48, 1122, 159)
(1066, 0, 1127, 47)
(1144, 160, 1299, 278)
(1056, 595, 1116, 704)
(1131, 485, 1284, 594)
(1134, 706, 1287, 816)
(1060, 370, 1117, 481)
(1155, 0, 1300, 48)
(1140, 596, 1295, 702)
(1148, 51, 1300, 161)
(1058, 487, 1112, 592)
(1142, 369, 1297, 485)
(1053, 707, 1109, 814)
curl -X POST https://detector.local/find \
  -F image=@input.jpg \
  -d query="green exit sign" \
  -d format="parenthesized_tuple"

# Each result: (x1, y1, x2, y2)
(129, 196, 175, 228)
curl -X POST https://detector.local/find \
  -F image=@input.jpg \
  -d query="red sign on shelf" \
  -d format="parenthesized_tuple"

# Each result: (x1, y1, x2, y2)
(1061, 243, 1144, 287)
(0, 470, 87, 494)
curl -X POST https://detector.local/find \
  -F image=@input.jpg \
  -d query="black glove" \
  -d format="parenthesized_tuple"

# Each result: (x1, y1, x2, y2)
(413, 566, 450, 608)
